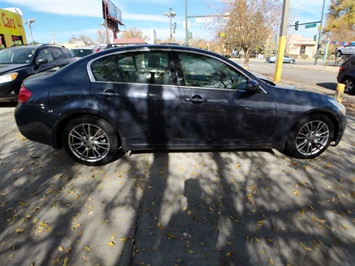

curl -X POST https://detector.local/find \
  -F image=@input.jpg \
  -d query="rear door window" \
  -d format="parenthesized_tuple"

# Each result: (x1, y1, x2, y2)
(91, 51, 176, 85)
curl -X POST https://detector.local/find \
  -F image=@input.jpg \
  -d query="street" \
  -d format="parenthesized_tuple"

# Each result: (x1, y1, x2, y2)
(232, 58, 339, 90)
(0, 64, 354, 265)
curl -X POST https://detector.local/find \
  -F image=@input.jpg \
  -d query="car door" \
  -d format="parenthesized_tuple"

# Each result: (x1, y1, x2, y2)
(175, 51, 277, 146)
(50, 47, 69, 67)
(89, 50, 182, 147)
(35, 48, 56, 72)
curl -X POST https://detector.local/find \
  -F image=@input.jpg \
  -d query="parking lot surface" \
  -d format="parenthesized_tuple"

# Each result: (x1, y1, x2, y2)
(0, 106, 354, 266)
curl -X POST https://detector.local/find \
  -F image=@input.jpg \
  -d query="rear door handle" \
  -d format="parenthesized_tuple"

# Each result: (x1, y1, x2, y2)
(185, 95, 207, 104)
(98, 89, 118, 98)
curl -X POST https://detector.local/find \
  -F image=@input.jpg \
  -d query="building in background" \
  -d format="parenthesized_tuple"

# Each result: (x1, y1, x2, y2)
(286, 35, 317, 59)
(0, 8, 27, 48)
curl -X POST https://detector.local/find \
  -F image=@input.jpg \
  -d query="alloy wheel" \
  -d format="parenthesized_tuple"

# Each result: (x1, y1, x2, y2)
(295, 120, 330, 156)
(68, 123, 111, 163)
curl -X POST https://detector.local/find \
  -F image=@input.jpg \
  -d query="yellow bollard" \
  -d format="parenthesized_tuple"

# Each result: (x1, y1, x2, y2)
(335, 83, 345, 103)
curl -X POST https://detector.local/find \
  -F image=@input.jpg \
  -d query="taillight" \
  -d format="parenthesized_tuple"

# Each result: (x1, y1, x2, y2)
(18, 84, 32, 103)
(339, 66, 343, 73)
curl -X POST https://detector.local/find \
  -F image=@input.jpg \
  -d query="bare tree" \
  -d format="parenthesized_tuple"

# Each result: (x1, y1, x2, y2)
(212, 0, 282, 69)
(96, 28, 113, 44)
(69, 35, 95, 45)
(121, 27, 147, 40)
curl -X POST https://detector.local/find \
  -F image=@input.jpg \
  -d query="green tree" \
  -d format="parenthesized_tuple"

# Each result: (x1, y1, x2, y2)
(213, 0, 282, 69)
(324, 0, 355, 42)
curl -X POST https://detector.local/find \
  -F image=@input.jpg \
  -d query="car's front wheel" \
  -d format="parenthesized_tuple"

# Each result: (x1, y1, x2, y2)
(289, 59, 295, 64)
(63, 116, 120, 166)
(342, 76, 355, 94)
(336, 50, 342, 58)
(284, 114, 334, 159)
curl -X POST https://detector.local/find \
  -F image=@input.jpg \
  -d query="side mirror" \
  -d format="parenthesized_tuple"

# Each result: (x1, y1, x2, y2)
(245, 79, 260, 93)
(36, 58, 48, 66)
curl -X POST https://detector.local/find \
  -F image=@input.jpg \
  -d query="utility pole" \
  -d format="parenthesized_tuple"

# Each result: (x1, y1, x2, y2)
(314, 0, 326, 65)
(51, 29, 57, 44)
(274, 0, 290, 82)
(164, 8, 176, 43)
(185, 0, 189, 46)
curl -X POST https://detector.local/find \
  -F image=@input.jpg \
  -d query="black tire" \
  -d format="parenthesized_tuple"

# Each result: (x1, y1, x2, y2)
(63, 116, 120, 166)
(342, 76, 355, 94)
(289, 59, 295, 64)
(336, 51, 342, 58)
(284, 114, 334, 159)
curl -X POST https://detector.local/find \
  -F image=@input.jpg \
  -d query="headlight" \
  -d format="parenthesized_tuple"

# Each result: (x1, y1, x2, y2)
(0, 72, 18, 84)
(329, 99, 346, 115)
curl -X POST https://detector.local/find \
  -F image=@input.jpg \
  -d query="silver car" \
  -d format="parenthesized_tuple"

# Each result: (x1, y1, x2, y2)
(266, 55, 295, 64)
(336, 43, 355, 57)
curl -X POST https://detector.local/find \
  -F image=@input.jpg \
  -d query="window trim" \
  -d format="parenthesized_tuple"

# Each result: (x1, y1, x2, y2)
(86, 47, 268, 94)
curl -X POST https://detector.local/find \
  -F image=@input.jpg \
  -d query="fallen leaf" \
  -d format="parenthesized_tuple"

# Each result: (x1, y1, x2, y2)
(166, 233, 176, 239)
(15, 228, 25, 233)
(120, 237, 128, 244)
(187, 249, 194, 254)
(63, 256, 69, 266)
(269, 258, 274, 265)
(157, 222, 164, 230)
(109, 241, 116, 246)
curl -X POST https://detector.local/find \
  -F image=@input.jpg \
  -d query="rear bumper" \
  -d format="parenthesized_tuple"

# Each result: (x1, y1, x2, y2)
(15, 103, 53, 147)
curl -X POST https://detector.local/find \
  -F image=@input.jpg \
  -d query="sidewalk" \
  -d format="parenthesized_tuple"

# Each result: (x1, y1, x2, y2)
(0, 106, 355, 266)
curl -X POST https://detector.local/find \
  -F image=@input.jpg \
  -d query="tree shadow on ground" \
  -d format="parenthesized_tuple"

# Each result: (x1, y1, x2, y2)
(0, 111, 354, 266)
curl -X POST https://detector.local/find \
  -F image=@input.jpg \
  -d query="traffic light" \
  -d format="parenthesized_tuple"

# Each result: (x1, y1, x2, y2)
(189, 31, 192, 39)
(295, 21, 299, 31)
(313, 35, 317, 41)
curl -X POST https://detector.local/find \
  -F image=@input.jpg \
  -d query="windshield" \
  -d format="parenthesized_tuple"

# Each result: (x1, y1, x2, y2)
(71, 48, 93, 58)
(0, 47, 35, 64)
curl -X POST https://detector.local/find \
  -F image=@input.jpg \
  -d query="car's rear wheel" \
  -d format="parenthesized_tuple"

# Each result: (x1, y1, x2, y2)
(336, 50, 342, 57)
(342, 76, 355, 94)
(284, 114, 334, 159)
(289, 59, 295, 64)
(63, 116, 120, 166)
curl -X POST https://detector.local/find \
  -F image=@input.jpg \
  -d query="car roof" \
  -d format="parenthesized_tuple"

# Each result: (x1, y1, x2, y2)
(95, 44, 223, 59)
(72, 46, 95, 49)
(5, 44, 69, 50)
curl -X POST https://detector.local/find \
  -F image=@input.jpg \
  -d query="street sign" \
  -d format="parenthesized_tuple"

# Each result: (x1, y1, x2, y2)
(196, 17, 213, 23)
(305, 23, 316, 29)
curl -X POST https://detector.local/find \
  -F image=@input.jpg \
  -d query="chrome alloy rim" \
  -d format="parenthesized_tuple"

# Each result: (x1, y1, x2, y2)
(343, 79, 354, 93)
(68, 123, 110, 162)
(295, 120, 330, 156)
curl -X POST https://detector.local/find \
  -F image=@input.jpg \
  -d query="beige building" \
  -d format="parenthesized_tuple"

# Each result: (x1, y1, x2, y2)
(286, 35, 317, 59)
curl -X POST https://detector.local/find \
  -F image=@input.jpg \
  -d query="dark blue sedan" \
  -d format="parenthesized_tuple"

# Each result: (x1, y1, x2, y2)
(15, 45, 347, 165)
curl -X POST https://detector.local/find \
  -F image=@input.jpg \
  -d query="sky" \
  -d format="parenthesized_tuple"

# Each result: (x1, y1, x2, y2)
(0, 0, 330, 45)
